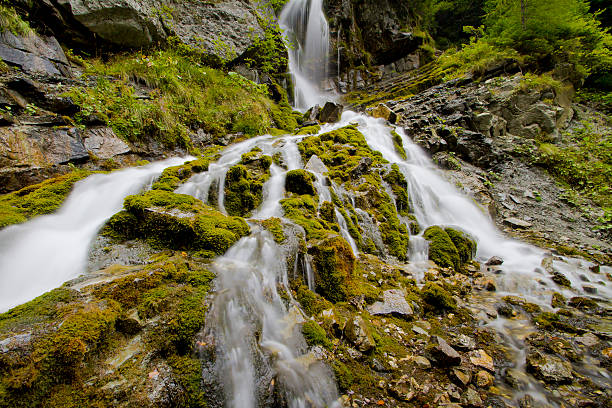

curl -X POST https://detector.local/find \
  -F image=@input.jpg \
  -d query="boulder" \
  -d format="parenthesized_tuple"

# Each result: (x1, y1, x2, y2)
(344, 315, 375, 352)
(367, 289, 414, 318)
(503, 217, 532, 229)
(469, 349, 494, 372)
(318, 101, 344, 123)
(304, 155, 328, 174)
(368, 103, 397, 123)
(0, 31, 71, 76)
(427, 336, 462, 366)
(485, 256, 504, 266)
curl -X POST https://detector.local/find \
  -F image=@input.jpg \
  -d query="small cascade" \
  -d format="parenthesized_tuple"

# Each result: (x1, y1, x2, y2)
(303, 254, 316, 291)
(207, 227, 339, 408)
(0, 157, 190, 312)
(279, 0, 332, 110)
(334, 208, 358, 256)
(253, 164, 286, 219)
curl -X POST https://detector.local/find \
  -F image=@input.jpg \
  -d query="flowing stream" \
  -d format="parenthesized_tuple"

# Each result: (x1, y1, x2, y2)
(0, 157, 189, 312)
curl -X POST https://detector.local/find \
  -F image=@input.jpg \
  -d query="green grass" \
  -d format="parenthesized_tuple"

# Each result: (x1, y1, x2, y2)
(0, 5, 32, 36)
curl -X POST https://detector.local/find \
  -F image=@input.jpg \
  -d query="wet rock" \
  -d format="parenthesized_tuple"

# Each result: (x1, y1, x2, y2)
(496, 303, 516, 318)
(486, 256, 504, 266)
(368, 103, 398, 123)
(582, 285, 597, 294)
(518, 394, 555, 408)
(83, 127, 131, 159)
(525, 350, 573, 384)
(344, 315, 375, 353)
(304, 105, 322, 123)
(367, 289, 413, 318)
(503, 217, 532, 229)
(504, 368, 528, 390)
(475, 370, 494, 388)
(568, 296, 597, 310)
(575, 333, 599, 347)
(551, 271, 572, 287)
(427, 336, 462, 366)
(469, 349, 494, 371)
(551, 292, 566, 308)
(349, 156, 373, 179)
(318, 101, 343, 123)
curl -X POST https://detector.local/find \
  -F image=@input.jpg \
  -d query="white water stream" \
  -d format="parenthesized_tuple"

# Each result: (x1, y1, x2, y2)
(0, 157, 190, 312)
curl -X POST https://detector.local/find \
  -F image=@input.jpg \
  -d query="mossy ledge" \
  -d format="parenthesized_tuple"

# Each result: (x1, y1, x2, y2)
(105, 190, 249, 257)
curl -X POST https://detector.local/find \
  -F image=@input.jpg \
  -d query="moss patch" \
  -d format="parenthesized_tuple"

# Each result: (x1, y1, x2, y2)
(285, 169, 316, 196)
(309, 236, 356, 303)
(421, 282, 457, 312)
(261, 217, 286, 243)
(302, 320, 332, 349)
(224, 151, 272, 217)
(423, 226, 460, 269)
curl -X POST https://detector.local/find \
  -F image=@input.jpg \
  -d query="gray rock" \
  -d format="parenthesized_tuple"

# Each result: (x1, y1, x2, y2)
(413, 356, 431, 369)
(451, 334, 476, 351)
(304, 155, 328, 174)
(367, 289, 413, 318)
(83, 127, 131, 159)
(318, 101, 344, 123)
(0, 31, 70, 76)
(526, 350, 573, 384)
(486, 256, 504, 266)
(428, 336, 462, 366)
(504, 217, 532, 229)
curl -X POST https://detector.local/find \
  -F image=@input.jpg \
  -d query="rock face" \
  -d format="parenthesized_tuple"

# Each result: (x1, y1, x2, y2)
(0, 31, 71, 77)
(367, 289, 414, 318)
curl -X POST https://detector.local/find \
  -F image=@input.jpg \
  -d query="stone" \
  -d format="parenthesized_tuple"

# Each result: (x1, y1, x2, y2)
(575, 333, 599, 347)
(485, 256, 504, 266)
(504, 368, 528, 390)
(503, 217, 532, 229)
(428, 336, 462, 366)
(451, 368, 471, 386)
(413, 356, 431, 369)
(0, 31, 71, 77)
(582, 285, 597, 294)
(475, 370, 494, 388)
(525, 350, 573, 384)
(367, 289, 414, 318)
(304, 155, 329, 174)
(344, 315, 375, 353)
(387, 376, 418, 402)
(451, 334, 476, 351)
(462, 387, 483, 407)
(318, 101, 344, 123)
(469, 349, 494, 371)
(368, 103, 397, 123)
(83, 127, 131, 159)
(551, 292, 565, 308)
(412, 325, 429, 336)
(349, 156, 373, 179)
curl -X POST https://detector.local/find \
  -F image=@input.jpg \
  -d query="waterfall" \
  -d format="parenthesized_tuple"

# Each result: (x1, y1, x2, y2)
(279, 0, 332, 110)
(0, 157, 190, 312)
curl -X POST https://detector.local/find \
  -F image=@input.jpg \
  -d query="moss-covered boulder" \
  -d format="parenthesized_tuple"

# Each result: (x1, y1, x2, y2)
(106, 190, 249, 256)
(423, 226, 476, 269)
(309, 236, 356, 303)
(421, 282, 457, 312)
(285, 169, 316, 196)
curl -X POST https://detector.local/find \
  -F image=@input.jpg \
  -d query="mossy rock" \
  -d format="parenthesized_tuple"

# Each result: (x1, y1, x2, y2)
(309, 236, 356, 303)
(106, 190, 249, 255)
(383, 164, 410, 216)
(285, 169, 316, 196)
(423, 226, 461, 269)
(302, 320, 332, 349)
(261, 217, 286, 243)
(295, 125, 321, 135)
(296, 285, 333, 316)
(421, 282, 456, 312)
(224, 163, 269, 217)
(444, 228, 477, 265)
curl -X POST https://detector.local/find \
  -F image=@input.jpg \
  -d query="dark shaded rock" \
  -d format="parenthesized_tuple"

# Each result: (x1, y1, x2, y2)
(115, 316, 142, 335)
(486, 256, 503, 266)
(319, 101, 343, 123)
(427, 336, 462, 366)
(0, 31, 70, 77)
(349, 156, 373, 179)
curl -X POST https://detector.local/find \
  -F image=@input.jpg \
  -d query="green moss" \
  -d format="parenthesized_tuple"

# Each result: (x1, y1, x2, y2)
(0, 288, 76, 332)
(281, 195, 337, 240)
(167, 355, 206, 407)
(0, 171, 93, 229)
(261, 217, 286, 243)
(295, 125, 321, 135)
(502, 296, 542, 314)
(309, 236, 356, 303)
(224, 161, 270, 217)
(444, 228, 477, 265)
(568, 296, 598, 309)
(0, 5, 33, 36)
(296, 285, 332, 316)
(319, 201, 335, 223)
(285, 169, 316, 196)
(551, 271, 572, 287)
(302, 320, 332, 349)
(332, 361, 353, 392)
(391, 130, 407, 160)
(383, 164, 410, 216)
(106, 190, 249, 255)
(421, 282, 456, 312)
(423, 226, 460, 269)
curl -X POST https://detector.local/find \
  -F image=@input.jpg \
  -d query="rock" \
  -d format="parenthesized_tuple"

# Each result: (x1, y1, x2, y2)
(504, 368, 528, 390)
(367, 289, 413, 318)
(368, 103, 398, 123)
(318, 102, 343, 123)
(462, 387, 483, 407)
(469, 349, 494, 371)
(83, 127, 131, 159)
(551, 271, 572, 287)
(387, 376, 418, 402)
(413, 356, 431, 369)
(525, 350, 573, 384)
(349, 156, 373, 179)
(551, 292, 565, 308)
(575, 333, 599, 347)
(475, 370, 494, 388)
(451, 334, 476, 351)
(582, 285, 597, 294)
(428, 336, 462, 366)
(451, 368, 471, 386)
(344, 315, 375, 353)
(503, 217, 532, 229)
(304, 155, 329, 174)
(485, 256, 504, 266)
(0, 31, 71, 77)
(412, 325, 429, 336)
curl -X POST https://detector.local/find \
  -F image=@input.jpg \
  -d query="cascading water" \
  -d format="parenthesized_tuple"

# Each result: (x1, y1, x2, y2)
(0, 157, 190, 312)
(279, 0, 332, 110)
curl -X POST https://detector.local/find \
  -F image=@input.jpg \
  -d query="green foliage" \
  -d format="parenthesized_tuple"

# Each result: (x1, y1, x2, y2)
(301, 320, 332, 349)
(0, 171, 92, 229)
(65, 49, 286, 147)
(243, 11, 289, 75)
(0, 5, 32, 36)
